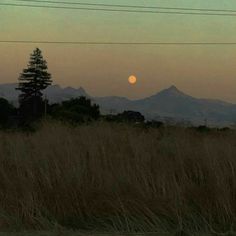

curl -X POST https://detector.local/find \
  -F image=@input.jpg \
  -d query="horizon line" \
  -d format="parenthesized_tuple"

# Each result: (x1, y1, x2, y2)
(0, 82, 234, 104)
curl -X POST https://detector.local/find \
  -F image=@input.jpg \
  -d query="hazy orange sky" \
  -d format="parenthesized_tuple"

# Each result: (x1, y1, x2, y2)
(1, 0, 236, 102)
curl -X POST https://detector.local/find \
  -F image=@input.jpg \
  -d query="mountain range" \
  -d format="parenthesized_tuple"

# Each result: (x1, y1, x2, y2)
(1, 83, 236, 126)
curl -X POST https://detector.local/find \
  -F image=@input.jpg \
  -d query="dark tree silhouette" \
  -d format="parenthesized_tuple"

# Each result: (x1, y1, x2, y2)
(16, 48, 52, 121)
(118, 111, 145, 123)
(105, 110, 145, 123)
(50, 97, 100, 123)
(0, 98, 15, 127)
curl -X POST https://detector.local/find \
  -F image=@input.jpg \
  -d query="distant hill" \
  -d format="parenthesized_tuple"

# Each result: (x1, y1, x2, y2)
(44, 85, 88, 103)
(131, 86, 236, 125)
(0, 83, 19, 104)
(0, 83, 236, 126)
(95, 86, 236, 126)
(0, 83, 88, 105)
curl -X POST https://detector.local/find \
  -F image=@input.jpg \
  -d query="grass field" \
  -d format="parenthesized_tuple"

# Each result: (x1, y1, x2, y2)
(0, 232, 207, 236)
(0, 121, 236, 235)
(0, 232, 215, 236)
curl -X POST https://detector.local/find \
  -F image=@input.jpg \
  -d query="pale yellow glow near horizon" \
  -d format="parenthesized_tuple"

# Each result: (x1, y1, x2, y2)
(128, 75, 137, 85)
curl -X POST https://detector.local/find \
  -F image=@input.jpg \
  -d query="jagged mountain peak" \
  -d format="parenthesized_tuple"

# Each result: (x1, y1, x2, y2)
(168, 85, 178, 91)
(63, 86, 86, 94)
(159, 85, 186, 96)
(77, 86, 87, 94)
(144, 86, 189, 101)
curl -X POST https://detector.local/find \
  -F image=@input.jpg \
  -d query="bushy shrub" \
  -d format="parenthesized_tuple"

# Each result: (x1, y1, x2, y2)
(49, 96, 100, 124)
(0, 98, 16, 128)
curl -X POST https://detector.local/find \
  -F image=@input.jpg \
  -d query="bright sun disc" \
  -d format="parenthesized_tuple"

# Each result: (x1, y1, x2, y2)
(128, 75, 137, 84)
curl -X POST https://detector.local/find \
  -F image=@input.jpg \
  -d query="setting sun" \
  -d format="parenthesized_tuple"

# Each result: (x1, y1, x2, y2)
(128, 75, 137, 85)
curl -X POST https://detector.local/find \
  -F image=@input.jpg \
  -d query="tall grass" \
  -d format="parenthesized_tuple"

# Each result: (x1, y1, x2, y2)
(0, 121, 235, 233)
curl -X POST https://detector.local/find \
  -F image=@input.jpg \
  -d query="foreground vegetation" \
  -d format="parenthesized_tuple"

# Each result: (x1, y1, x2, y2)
(0, 121, 234, 235)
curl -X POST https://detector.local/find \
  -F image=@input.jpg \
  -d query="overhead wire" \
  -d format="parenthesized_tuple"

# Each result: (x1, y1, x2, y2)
(1, 2, 236, 16)
(11, 0, 236, 13)
(1, 1, 236, 46)
(1, 40, 236, 45)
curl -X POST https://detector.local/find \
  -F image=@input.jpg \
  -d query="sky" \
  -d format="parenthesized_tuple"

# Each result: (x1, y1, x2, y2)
(1, 0, 236, 102)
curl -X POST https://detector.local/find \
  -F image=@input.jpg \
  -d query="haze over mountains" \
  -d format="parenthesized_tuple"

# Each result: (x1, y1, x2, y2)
(1, 83, 236, 126)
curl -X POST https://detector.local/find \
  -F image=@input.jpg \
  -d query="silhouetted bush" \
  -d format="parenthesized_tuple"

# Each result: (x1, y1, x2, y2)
(120, 110, 145, 122)
(145, 120, 164, 128)
(105, 110, 145, 123)
(18, 97, 48, 126)
(194, 125, 211, 133)
(49, 96, 100, 124)
(0, 98, 16, 128)
(217, 127, 231, 132)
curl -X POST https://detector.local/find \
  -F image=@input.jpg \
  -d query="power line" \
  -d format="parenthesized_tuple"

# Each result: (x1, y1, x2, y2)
(1, 40, 236, 45)
(2, 2, 236, 16)
(13, 0, 236, 13)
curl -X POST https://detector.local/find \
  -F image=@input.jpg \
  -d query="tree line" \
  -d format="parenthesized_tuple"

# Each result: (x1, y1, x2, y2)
(0, 48, 147, 129)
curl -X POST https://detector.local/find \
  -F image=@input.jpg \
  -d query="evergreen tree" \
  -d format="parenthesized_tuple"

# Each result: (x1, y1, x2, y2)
(16, 48, 52, 121)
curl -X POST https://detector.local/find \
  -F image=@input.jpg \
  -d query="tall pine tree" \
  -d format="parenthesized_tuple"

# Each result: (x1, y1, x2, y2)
(16, 48, 52, 121)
